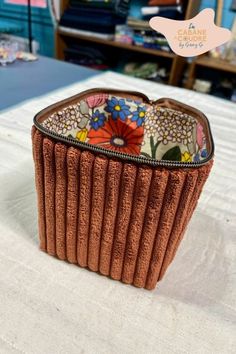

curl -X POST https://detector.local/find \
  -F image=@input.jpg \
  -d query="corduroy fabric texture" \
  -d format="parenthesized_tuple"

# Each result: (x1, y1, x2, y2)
(32, 127, 213, 290)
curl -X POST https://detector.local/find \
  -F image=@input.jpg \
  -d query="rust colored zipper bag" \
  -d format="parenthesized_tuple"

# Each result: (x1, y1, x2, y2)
(32, 88, 214, 289)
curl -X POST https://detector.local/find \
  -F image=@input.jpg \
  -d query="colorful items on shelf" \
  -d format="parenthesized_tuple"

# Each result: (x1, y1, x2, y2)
(114, 25, 133, 44)
(115, 18, 171, 52)
(133, 30, 170, 51)
(123, 62, 169, 83)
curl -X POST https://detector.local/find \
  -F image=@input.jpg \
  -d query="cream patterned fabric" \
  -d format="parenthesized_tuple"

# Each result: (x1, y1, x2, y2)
(42, 94, 208, 162)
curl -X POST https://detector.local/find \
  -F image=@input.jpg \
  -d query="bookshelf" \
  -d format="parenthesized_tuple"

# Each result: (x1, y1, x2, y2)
(55, 0, 201, 86)
(57, 27, 175, 59)
(185, 55, 236, 89)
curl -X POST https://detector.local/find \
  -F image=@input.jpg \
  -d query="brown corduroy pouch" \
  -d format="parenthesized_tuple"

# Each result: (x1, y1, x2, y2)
(32, 88, 214, 290)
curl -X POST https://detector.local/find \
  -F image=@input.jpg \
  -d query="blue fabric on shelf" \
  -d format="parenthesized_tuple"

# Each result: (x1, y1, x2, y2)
(0, 56, 99, 111)
(60, 7, 126, 34)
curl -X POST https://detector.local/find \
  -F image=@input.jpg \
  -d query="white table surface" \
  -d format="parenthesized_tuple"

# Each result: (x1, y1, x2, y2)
(0, 71, 235, 354)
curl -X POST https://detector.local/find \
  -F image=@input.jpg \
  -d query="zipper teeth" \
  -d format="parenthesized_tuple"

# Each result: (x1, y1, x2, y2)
(34, 120, 213, 168)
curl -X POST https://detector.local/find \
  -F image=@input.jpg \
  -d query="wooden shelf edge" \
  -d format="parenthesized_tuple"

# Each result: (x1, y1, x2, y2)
(57, 27, 175, 59)
(195, 56, 236, 74)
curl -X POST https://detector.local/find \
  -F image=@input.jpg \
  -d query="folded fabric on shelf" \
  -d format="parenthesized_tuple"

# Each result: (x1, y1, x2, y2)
(64, 46, 109, 69)
(148, 0, 182, 5)
(70, 0, 131, 16)
(60, 1, 129, 34)
(141, 6, 184, 20)
(59, 26, 114, 40)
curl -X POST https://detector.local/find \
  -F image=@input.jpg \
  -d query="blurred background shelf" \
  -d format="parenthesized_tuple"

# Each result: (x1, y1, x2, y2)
(1, 0, 235, 101)
(57, 26, 175, 58)
(195, 56, 236, 73)
(55, 0, 201, 87)
(185, 55, 236, 90)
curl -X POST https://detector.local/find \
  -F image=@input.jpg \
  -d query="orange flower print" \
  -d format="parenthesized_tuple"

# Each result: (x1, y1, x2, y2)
(87, 116, 144, 155)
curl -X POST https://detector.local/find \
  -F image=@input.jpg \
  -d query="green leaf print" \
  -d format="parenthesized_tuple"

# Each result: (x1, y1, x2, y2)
(162, 146, 181, 161)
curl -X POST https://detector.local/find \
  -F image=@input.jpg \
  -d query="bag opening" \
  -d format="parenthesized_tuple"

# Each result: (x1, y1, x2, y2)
(36, 90, 213, 164)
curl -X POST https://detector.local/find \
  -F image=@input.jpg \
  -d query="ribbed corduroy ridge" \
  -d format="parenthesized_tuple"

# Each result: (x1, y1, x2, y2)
(163, 161, 213, 274)
(99, 160, 122, 276)
(158, 169, 199, 281)
(43, 137, 56, 256)
(122, 167, 153, 284)
(145, 170, 186, 289)
(32, 129, 213, 290)
(55, 143, 67, 260)
(88, 156, 108, 272)
(66, 147, 80, 263)
(32, 127, 46, 251)
(133, 169, 169, 288)
(110, 163, 137, 280)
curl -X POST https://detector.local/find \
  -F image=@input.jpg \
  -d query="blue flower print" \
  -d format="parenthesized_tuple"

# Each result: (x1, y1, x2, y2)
(104, 97, 131, 120)
(131, 106, 146, 126)
(194, 148, 208, 162)
(90, 109, 106, 130)
(194, 153, 200, 162)
(126, 98, 142, 105)
(201, 149, 208, 158)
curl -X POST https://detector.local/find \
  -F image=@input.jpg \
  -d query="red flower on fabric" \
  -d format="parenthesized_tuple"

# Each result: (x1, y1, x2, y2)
(87, 116, 144, 155)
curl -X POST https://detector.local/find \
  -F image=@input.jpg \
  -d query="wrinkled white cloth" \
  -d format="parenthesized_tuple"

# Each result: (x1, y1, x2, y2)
(0, 72, 235, 354)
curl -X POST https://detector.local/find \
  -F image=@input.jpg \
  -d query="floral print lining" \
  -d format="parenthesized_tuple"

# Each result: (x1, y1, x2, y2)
(42, 94, 208, 162)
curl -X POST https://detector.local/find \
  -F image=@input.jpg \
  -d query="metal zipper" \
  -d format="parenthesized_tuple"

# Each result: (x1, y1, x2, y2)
(33, 88, 214, 169)
(34, 118, 214, 169)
